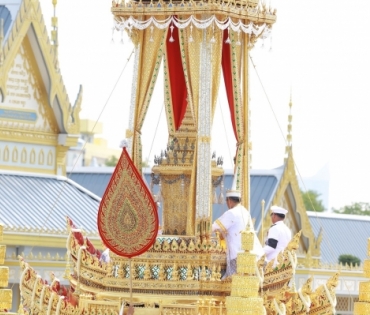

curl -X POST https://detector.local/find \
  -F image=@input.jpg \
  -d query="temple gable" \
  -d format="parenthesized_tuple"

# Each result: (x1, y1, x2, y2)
(0, 0, 82, 175)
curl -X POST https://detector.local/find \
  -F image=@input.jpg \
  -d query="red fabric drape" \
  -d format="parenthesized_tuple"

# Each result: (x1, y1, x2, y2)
(221, 29, 237, 139)
(166, 25, 188, 130)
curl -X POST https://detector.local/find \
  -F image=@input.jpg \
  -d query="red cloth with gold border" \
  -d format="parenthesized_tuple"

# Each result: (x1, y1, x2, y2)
(97, 148, 158, 258)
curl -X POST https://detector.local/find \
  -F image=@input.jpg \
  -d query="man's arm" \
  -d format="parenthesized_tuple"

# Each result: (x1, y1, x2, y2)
(263, 225, 279, 256)
(127, 305, 135, 315)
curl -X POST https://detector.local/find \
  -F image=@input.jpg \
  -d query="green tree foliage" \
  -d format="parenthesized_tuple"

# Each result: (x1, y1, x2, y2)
(338, 254, 361, 266)
(332, 202, 370, 215)
(105, 155, 118, 166)
(300, 190, 325, 212)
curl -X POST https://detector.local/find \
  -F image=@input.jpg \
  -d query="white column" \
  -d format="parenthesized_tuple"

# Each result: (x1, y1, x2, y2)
(195, 29, 212, 219)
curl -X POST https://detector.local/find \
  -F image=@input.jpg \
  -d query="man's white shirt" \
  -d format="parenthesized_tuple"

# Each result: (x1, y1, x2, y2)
(263, 220, 292, 262)
(212, 204, 264, 260)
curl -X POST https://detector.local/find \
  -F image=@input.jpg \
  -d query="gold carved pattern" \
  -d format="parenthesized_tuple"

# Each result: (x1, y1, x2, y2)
(3, 146, 8, 161)
(56, 145, 68, 175)
(47, 150, 53, 166)
(162, 175, 190, 235)
(0, 289, 12, 309)
(308, 273, 339, 315)
(21, 147, 27, 163)
(0, 267, 9, 287)
(19, 258, 79, 315)
(38, 149, 44, 165)
(12, 147, 18, 162)
(30, 149, 35, 164)
(19, 37, 59, 132)
(112, 1, 276, 24)
(0, 246, 4, 265)
(0, 0, 81, 136)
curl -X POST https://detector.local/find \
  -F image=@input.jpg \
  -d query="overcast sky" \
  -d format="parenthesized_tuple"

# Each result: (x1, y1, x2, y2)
(38, 0, 370, 209)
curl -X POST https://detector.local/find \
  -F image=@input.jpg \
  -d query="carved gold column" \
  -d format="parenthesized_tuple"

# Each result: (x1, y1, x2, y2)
(242, 31, 250, 209)
(0, 223, 12, 311)
(354, 238, 370, 314)
(195, 28, 212, 223)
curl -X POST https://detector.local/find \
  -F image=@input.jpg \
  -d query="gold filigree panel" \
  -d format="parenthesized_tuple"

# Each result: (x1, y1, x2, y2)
(162, 175, 190, 235)
(0, 289, 12, 309)
(0, 267, 9, 287)
(0, 245, 5, 265)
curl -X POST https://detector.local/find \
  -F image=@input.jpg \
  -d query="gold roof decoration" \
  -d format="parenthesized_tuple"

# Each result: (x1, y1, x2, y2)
(111, 0, 276, 49)
(111, 0, 276, 23)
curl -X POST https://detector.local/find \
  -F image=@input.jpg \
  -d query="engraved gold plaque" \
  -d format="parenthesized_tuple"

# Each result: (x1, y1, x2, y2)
(0, 289, 12, 309)
(0, 245, 5, 265)
(0, 267, 9, 287)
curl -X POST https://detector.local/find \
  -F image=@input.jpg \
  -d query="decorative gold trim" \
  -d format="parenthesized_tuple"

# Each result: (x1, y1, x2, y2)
(30, 149, 35, 164)
(12, 147, 18, 162)
(21, 147, 27, 163)
(38, 149, 44, 165)
(0, 266, 9, 287)
(3, 146, 8, 161)
(0, 289, 12, 309)
(0, 245, 5, 264)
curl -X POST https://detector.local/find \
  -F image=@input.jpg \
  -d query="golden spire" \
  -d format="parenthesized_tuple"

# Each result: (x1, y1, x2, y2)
(285, 90, 293, 159)
(51, 0, 59, 67)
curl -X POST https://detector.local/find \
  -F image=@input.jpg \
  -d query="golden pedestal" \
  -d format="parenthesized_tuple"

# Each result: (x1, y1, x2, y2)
(226, 227, 264, 315)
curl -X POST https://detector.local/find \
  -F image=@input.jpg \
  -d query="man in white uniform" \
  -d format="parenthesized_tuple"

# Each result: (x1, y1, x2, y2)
(212, 189, 264, 279)
(263, 205, 292, 263)
(99, 241, 111, 263)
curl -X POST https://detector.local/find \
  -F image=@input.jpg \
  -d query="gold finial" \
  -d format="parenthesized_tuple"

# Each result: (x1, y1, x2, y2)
(285, 90, 293, 159)
(51, 0, 59, 67)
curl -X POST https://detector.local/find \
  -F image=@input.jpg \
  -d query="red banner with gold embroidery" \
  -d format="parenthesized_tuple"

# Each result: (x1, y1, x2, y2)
(97, 147, 159, 258)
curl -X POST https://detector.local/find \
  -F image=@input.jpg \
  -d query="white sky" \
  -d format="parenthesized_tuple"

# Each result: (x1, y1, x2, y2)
(38, 0, 370, 210)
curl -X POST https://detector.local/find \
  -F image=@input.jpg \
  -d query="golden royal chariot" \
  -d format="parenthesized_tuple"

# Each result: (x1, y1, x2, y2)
(15, 0, 344, 314)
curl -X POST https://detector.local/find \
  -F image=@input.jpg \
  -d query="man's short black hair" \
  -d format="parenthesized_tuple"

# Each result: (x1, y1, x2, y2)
(226, 196, 241, 203)
(275, 213, 285, 219)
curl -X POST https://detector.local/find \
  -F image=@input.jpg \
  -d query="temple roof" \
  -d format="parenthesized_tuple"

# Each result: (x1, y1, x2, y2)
(308, 211, 370, 264)
(0, 171, 100, 235)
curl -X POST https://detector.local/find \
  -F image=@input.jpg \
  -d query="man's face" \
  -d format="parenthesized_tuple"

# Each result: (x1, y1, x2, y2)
(226, 198, 232, 209)
(270, 212, 278, 224)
